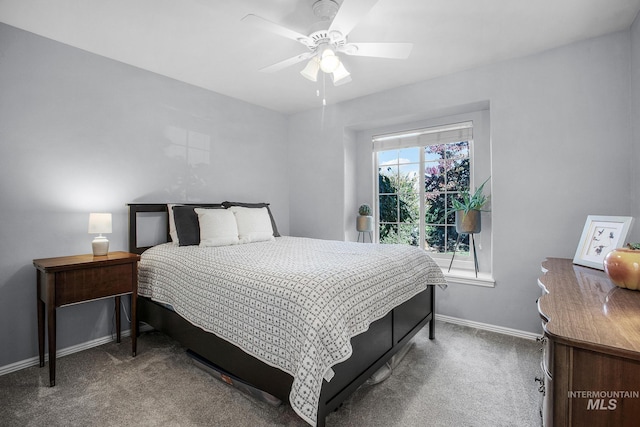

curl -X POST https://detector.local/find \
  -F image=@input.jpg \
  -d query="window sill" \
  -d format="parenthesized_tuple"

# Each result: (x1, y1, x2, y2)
(442, 268, 495, 287)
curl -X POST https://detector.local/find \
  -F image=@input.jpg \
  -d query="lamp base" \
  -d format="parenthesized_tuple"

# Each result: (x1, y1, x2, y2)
(92, 236, 109, 256)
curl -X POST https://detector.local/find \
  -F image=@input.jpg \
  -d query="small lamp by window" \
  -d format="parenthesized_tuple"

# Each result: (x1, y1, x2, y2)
(88, 213, 112, 256)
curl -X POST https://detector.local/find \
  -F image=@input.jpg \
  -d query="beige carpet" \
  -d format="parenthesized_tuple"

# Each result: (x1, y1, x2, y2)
(0, 321, 542, 426)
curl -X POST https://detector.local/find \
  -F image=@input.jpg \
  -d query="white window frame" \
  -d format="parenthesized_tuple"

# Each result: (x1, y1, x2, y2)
(374, 122, 474, 266)
(365, 110, 493, 284)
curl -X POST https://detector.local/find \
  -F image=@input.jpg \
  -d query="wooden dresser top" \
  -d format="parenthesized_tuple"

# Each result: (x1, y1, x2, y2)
(538, 257, 640, 358)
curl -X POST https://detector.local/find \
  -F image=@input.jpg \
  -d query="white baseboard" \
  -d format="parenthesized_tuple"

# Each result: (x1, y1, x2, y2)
(436, 314, 541, 341)
(1, 317, 536, 377)
(0, 329, 134, 377)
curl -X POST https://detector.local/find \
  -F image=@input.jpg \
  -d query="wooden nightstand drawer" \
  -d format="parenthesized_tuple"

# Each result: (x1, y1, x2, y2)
(56, 263, 134, 306)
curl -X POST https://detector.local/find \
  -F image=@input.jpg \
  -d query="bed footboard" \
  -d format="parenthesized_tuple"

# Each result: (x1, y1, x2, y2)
(316, 286, 434, 426)
(137, 296, 294, 402)
(137, 285, 434, 427)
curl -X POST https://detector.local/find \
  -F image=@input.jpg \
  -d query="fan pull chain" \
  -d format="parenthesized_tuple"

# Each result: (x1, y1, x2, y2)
(322, 72, 327, 106)
(320, 74, 326, 129)
(315, 76, 328, 107)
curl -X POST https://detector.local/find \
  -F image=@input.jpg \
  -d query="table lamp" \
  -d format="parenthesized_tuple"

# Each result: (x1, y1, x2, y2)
(88, 213, 112, 256)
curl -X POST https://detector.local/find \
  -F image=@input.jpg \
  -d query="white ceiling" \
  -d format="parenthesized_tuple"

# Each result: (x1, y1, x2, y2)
(1, 0, 640, 114)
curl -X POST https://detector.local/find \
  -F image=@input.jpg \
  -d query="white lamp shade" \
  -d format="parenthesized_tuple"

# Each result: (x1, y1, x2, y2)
(300, 57, 320, 82)
(88, 213, 112, 234)
(331, 62, 351, 85)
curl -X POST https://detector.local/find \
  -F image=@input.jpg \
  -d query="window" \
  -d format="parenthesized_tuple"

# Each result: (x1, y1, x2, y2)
(374, 122, 474, 262)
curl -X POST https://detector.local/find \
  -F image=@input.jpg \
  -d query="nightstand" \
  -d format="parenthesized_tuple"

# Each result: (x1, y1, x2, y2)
(33, 251, 140, 386)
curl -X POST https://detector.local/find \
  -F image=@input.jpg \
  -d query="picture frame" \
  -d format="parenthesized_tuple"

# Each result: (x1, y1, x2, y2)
(573, 215, 634, 270)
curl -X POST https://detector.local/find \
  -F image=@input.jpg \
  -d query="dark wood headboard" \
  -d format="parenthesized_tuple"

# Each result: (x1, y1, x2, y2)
(128, 204, 168, 255)
(127, 203, 223, 254)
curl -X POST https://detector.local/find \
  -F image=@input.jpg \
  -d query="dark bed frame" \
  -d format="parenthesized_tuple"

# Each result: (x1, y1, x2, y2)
(128, 203, 436, 427)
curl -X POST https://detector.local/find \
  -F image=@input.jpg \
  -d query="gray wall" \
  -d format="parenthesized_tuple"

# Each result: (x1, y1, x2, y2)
(633, 14, 640, 231)
(288, 28, 636, 334)
(0, 23, 289, 368)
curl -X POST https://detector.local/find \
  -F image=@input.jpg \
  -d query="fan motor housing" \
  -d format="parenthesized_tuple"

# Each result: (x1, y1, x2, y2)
(305, 29, 347, 51)
(312, 0, 339, 21)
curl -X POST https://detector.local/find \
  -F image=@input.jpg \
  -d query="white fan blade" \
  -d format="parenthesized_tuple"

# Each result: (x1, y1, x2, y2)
(340, 42, 413, 59)
(259, 52, 314, 73)
(329, 0, 380, 38)
(242, 14, 312, 46)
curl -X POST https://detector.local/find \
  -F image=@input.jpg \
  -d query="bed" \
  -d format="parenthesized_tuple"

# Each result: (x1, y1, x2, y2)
(128, 203, 446, 426)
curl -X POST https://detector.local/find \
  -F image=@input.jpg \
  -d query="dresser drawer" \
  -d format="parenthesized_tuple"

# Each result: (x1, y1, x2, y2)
(56, 263, 134, 306)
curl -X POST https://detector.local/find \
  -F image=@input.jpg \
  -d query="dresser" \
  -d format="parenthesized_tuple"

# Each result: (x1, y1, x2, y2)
(537, 258, 640, 426)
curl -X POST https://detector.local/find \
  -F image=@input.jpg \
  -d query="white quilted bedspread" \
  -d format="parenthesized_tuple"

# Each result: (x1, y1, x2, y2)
(138, 236, 446, 426)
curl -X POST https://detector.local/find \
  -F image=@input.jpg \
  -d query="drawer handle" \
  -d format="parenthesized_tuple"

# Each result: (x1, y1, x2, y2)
(536, 336, 547, 351)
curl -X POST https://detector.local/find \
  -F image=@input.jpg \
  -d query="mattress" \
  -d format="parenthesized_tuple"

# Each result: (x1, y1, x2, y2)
(138, 236, 446, 425)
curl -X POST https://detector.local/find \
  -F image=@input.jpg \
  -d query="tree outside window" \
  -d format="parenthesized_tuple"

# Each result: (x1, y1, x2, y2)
(378, 148, 419, 245)
(377, 140, 471, 256)
(424, 141, 470, 254)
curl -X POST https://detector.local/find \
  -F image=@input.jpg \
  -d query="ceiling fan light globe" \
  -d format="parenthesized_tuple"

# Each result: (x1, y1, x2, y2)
(320, 49, 340, 73)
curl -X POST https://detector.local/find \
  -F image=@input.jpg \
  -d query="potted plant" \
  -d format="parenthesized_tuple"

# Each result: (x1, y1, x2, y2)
(451, 177, 490, 234)
(604, 243, 640, 290)
(357, 204, 374, 232)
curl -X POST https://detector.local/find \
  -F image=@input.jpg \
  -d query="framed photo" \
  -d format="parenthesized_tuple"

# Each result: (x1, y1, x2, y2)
(573, 215, 634, 270)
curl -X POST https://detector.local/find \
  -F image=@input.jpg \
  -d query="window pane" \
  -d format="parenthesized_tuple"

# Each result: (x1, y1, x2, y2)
(378, 150, 399, 165)
(425, 162, 444, 192)
(448, 226, 469, 254)
(379, 223, 398, 244)
(398, 147, 419, 164)
(425, 225, 445, 253)
(379, 195, 398, 222)
(425, 193, 446, 224)
(378, 167, 397, 195)
(425, 144, 445, 162)
(446, 194, 458, 225)
(382, 164, 399, 189)
(399, 188, 419, 223)
(398, 163, 419, 188)
(398, 223, 419, 246)
(447, 141, 469, 160)
(446, 158, 470, 192)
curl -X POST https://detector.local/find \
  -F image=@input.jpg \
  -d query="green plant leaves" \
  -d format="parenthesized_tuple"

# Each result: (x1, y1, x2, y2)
(451, 177, 490, 214)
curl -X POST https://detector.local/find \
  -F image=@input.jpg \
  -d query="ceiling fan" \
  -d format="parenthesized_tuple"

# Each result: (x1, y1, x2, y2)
(242, 0, 413, 86)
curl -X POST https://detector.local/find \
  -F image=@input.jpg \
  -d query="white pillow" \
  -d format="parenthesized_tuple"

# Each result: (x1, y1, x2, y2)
(195, 208, 239, 247)
(229, 206, 275, 244)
